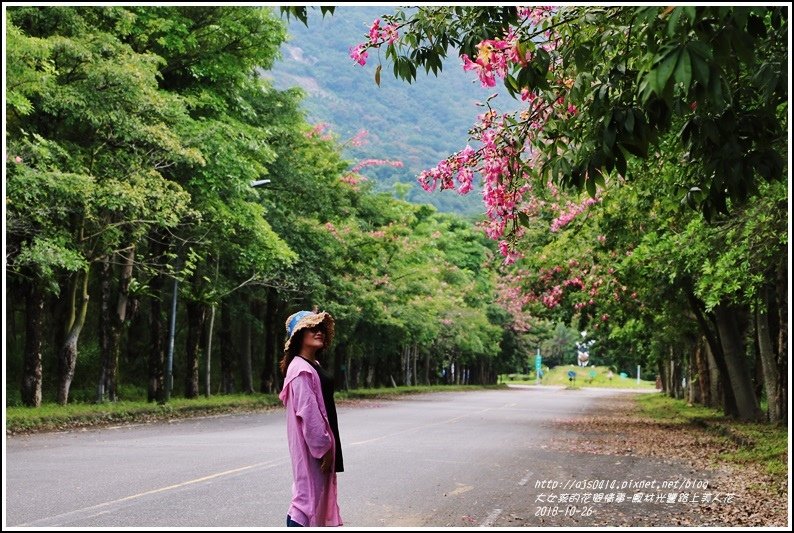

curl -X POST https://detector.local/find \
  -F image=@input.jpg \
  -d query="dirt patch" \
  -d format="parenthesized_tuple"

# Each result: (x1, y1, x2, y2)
(545, 394, 788, 527)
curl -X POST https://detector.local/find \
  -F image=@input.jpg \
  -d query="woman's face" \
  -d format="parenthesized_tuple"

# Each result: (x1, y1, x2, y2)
(300, 325, 326, 351)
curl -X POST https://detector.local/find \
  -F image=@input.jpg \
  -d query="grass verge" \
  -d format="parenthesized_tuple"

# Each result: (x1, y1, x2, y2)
(636, 393, 788, 481)
(6, 384, 506, 435)
(500, 364, 656, 389)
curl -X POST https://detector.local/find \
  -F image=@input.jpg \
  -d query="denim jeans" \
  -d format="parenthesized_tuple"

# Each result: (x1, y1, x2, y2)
(286, 514, 304, 527)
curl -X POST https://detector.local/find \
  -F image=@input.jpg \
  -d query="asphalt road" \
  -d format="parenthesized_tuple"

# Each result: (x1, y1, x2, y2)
(5, 386, 706, 527)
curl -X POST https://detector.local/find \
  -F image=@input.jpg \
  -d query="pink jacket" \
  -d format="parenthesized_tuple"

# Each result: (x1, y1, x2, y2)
(279, 357, 342, 527)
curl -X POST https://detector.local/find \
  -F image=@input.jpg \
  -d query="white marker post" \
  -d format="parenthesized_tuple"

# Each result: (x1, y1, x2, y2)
(637, 365, 641, 385)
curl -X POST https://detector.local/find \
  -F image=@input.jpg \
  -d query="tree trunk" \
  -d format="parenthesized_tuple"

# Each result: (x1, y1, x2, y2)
(220, 300, 235, 394)
(668, 350, 677, 398)
(424, 349, 430, 385)
(261, 288, 277, 393)
(97, 248, 134, 403)
(713, 303, 762, 421)
(275, 298, 289, 391)
(21, 281, 45, 407)
(98, 256, 112, 402)
(756, 289, 781, 424)
(185, 299, 206, 399)
(411, 343, 419, 385)
(125, 296, 143, 366)
(693, 337, 710, 407)
(775, 256, 787, 425)
(57, 268, 90, 405)
(241, 297, 254, 394)
(148, 273, 166, 403)
(109, 246, 134, 401)
(657, 357, 667, 394)
(402, 345, 409, 386)
(204, 304, 216, 398)
(703, 339, 722, 409)
(685, 288, 738, 417)
(345, 352, 352, 391)
(365, 361, 374, 388)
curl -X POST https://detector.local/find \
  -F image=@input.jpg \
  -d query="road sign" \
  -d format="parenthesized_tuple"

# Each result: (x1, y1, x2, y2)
(535, 349, 541, 384)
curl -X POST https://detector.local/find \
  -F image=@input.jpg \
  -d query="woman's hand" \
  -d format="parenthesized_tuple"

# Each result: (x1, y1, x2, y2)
(320, 448, 333, 474)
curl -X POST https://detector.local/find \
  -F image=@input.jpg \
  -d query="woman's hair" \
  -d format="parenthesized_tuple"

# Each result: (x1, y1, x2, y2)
(279, 328, 325, 376)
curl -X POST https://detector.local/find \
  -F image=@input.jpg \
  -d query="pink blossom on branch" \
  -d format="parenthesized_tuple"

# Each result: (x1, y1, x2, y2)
(369, 19, 381, 41)
(347, 129, 369, 147)
(306, 122, 330, 139)
(383, 24, 400, 45)
(349, 44, 369, 66)
(350, 158, 404, 173)
(340, 173, 367, 187)
(550, 196, 600, 232)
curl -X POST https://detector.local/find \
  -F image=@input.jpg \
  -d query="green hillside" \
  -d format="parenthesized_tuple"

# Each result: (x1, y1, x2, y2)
(268, 6, 518, 215)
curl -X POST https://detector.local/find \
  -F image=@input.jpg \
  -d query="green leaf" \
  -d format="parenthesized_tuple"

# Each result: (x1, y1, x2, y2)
(585, 171, 597, 198)
(505, 73, 519, 92)
(689, 52, 709, 86)
(667, 7, 683, 36)
(708, 68, 724, 106)
(687, 40, 713, 61)
(624, 109, 635, 133)
(603, 124, 616, 149)
(615, 147, 627, 176)
(673, 48, 692, 89)
(653, 49, 678, 94)
(375, 64, 382, 87)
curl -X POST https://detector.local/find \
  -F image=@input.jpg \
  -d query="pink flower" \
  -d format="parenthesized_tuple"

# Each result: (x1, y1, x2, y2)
(383, 24, 399, 45)
(457, 168, 474, 195)
(348, 129, 369, 147)
(349, 44, 369, 66)
(306, 123, 328, 138)
(457, 145, 476, 164)
(418, 170, 437, 193)
(350, 159, 403, 173)
(340, 174, 366, 187)
(369, 19, 381, 42)
(520, 88, 536, 102)
(14, 156, 23, 164)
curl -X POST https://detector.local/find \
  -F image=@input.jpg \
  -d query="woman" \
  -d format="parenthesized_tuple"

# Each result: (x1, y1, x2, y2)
(279, 310, 343, 527)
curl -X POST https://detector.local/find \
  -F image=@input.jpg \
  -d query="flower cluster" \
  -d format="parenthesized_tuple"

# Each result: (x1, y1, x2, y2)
(340, 174, 367, 187)
(494, 273, 535, 331)
(517, 6, 556, 25)
(550, 196, 600, 232)
(417, 145, 476, 194)
(350, 18, 400, 66)
(368, 18, 400, 45)
(350, 158, 404, 174)
(347, 129, 369, 148)
(349, 44, 369, 66)
(462, 32, 532, 88)
(306, 122, 332, 141)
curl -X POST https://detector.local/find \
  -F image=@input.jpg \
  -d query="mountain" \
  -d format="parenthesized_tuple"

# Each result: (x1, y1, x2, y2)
(267, 6, 517, 216)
